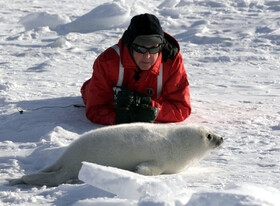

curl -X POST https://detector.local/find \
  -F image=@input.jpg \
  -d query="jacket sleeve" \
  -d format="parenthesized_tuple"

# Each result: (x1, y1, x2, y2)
(152, 54, 191, 123)
(85, 51, 118, 125)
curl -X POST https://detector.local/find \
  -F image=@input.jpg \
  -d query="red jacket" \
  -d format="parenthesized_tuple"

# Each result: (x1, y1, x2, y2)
(81, 34, 191, 125)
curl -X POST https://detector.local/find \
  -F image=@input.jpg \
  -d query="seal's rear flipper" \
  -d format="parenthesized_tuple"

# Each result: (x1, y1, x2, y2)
(9, 178, 25, 186)
(21, 171, 66, 187)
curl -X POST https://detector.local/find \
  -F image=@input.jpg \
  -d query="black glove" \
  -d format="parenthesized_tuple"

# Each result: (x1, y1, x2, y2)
(132, 92, 158, 123)
(115, 87, 134, 107)
(115, 107, 131, 124)
(115, 87, 134, 124)
(133, 104, 158, 122)
(115, 87, 159, 124)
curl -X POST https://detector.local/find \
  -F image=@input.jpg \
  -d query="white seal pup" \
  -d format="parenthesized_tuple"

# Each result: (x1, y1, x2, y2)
(10, 123, 223, 186)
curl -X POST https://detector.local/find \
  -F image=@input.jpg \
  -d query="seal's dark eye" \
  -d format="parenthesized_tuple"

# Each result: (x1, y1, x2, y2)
(207, 134, 212, 141)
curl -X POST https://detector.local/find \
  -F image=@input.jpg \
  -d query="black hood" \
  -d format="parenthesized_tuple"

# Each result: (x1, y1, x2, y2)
(162, 33, 179, 61)
(122, 13, 179, 62)
(122, 13, 164, 48)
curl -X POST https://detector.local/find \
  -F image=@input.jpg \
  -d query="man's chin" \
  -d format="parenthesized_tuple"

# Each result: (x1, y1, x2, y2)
(139, 64, 152, 71)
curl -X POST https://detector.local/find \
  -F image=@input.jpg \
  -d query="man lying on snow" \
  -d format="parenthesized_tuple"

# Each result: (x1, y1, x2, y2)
(81, 13, 191, 125)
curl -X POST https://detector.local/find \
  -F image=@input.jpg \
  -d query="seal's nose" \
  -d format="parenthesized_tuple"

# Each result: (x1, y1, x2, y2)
(216, 137, 223, 147)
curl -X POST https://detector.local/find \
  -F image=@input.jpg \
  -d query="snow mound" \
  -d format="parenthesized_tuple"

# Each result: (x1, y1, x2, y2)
(187, 183, 280, 206)
(51, 37, 71, 48)
(79, 162, 280, 206)
(55, 1, 130, 34)
(19, 1, 130, 34)
(78, 162, 192, 205)
(19, 12, 70, 31)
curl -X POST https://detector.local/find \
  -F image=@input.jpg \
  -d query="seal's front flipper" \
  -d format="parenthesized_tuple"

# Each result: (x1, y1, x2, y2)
(135, 161, 163, 176)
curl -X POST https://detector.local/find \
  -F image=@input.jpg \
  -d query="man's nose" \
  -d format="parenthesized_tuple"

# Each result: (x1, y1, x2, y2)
(143, 51, 151, 58)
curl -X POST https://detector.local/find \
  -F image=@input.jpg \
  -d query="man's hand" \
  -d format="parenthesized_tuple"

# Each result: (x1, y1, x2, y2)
(132, 92, 158, 122)
(115, 87, 134, 124)
(115, 87, 134, 107)
(115, 87, 158, 124)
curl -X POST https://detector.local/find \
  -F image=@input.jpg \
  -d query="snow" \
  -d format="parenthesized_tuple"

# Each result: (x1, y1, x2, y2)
(0, 0, 279, 205)
(54, 1, 130, 34)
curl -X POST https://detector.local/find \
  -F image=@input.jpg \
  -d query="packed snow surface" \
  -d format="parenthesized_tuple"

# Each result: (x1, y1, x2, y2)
(0, 0, 279, 205)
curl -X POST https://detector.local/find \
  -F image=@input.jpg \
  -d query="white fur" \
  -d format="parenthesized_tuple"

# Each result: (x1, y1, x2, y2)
(10, 123, 223, 186)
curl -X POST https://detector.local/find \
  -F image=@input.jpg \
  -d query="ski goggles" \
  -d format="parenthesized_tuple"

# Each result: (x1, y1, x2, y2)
(132, 44, 162, 54)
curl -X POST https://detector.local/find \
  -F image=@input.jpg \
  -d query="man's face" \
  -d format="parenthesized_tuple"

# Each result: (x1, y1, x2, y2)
(132, 44, 160, 71)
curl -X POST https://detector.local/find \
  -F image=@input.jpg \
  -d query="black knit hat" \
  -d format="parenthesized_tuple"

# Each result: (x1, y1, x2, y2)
(122, 14, 164, 47)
